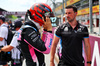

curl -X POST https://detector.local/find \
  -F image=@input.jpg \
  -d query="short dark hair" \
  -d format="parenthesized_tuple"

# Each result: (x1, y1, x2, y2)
(65, 5, 77, 12)
(14, 19, 23, 29)
(0, 15, 5, 22)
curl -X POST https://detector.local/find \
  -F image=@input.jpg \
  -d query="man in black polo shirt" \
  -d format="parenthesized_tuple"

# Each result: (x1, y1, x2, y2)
(50, 5, 91, 66)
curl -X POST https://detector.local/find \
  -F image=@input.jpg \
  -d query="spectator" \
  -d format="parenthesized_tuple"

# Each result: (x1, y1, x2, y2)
(0, 19, 23, 66)
(0, 15, 8, 66)
(8, 20, 13, 29)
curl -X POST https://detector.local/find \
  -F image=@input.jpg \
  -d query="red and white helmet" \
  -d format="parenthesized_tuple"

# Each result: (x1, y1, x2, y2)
(27, 3, 54, 26)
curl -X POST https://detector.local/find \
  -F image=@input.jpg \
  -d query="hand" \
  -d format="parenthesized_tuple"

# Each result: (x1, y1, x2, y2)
(42, 17, 52, 31)
(43, 23, 47, 30)
(50, 62, 55, 66)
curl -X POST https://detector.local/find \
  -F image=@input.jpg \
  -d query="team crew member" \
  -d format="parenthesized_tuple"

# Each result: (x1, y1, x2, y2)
(50, 5, 91, 66)
(0, 19, 23, 66)
(0, 15, 8, 66)
(17, 3, 54, 66)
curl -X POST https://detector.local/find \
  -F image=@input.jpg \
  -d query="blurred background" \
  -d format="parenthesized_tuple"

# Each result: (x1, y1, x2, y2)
(0, 0, 99, 34)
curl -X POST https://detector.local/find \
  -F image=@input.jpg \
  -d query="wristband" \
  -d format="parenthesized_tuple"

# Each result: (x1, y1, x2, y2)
(87, 61, 92, 64)
(43, 29, 47, 31)
(47, 31, 52, 33)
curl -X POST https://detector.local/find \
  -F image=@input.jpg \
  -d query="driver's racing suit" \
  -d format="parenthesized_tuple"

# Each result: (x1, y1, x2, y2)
(17, 21, 53, 66)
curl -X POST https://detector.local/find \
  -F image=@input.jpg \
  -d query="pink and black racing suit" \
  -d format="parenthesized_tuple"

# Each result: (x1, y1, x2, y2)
(17, 22, 53, 66)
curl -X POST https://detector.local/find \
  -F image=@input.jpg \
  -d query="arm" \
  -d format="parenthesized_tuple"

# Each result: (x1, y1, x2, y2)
(20, 28, 53, 54)
(84, 38, 91, 66)
(0, 33, 18, 52)
(1, 45, 14, 52)
(50, 35, 60, 66)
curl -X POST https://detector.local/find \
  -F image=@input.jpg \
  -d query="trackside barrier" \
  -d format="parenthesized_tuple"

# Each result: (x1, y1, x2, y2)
(84, 35, 100, 66)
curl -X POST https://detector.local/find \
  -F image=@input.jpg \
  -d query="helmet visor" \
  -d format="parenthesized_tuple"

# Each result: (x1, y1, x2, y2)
(44, 12, 54, 17)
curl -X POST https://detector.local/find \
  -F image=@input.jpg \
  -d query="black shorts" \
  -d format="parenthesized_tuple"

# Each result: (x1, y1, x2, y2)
(0, 60, 7, 65)
(0, 52, 7, 65)
(58, 60, 84, 66)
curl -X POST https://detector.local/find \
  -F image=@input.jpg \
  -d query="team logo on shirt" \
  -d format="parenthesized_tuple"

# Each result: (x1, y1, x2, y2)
(48, 38, 52, 48)
(64, 27, 68, 31)
(77, 28, 82, 32)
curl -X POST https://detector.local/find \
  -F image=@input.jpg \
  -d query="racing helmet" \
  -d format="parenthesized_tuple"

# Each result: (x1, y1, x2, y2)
(26, 3, 54, 26)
